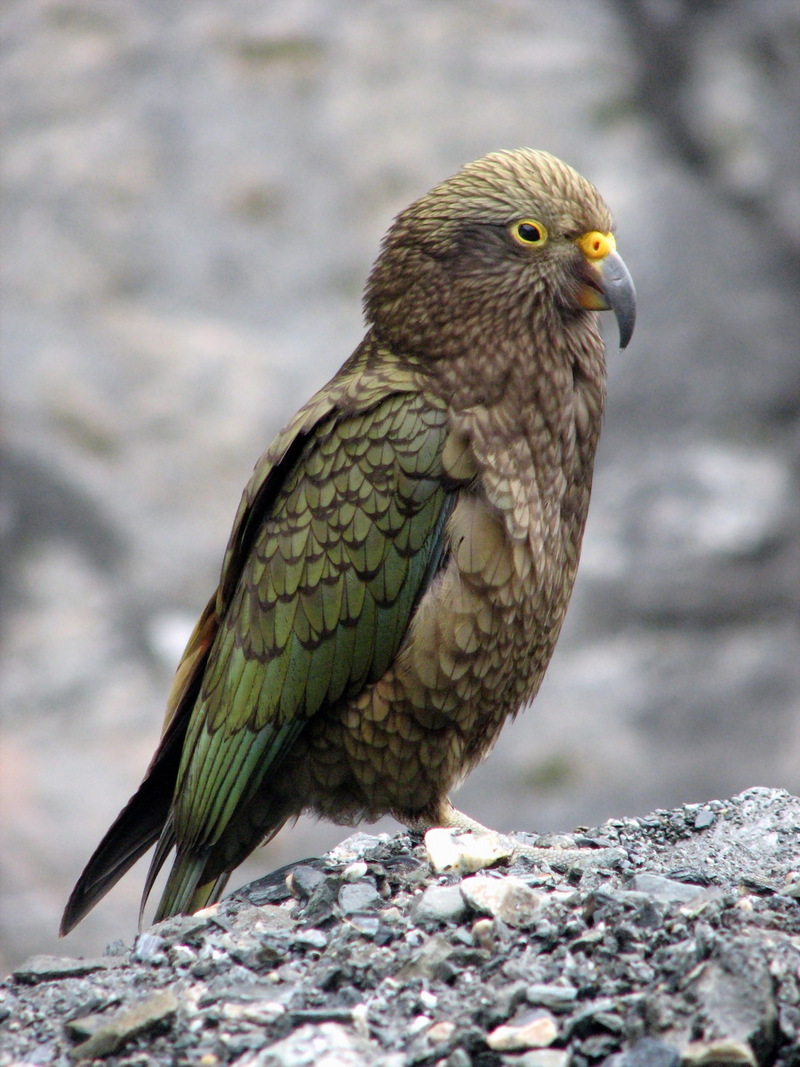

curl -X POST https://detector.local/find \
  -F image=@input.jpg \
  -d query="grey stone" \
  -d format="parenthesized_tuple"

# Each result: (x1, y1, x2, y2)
(631, 873, 712, 904)
(693, 809, 716, 830)
(240, 1021, 381, 1067)
(338, 881, 381, 915)
(347, 914, 382, 938)
(302, 876, 340, 926)
(513, 1052, 569, 1067)
(600, 1038, 681, 1067)
(526, 983, 579, 1011)
(290, 865, 326, 900)
(67, 989, 177, 1060)
(12, 955, 122, 983)
(327, 834, 391, 864)
(2, 792, 800, 1066)
(413, 883, 468, 926)
(689, 940, 778, 1066)
(396, 934, 457, 983)
(294, 928, 328, 950)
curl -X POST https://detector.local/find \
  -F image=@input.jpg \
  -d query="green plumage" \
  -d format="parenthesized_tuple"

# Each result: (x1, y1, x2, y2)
(61, 148, 635, 935)
(151, 350, 457, 919)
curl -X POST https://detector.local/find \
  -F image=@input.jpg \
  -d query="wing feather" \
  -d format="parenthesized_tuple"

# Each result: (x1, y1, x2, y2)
(149, 346, 466, 917)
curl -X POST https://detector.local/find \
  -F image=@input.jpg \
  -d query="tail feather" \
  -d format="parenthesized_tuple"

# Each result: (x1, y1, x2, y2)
(59, 751, 178, 936)
(149, 796, 293, 923)
(138, 815, 177, 928)
(188, 872, 231, 914)
(60, 598, 218, 936)
(151, 849, 212, 924)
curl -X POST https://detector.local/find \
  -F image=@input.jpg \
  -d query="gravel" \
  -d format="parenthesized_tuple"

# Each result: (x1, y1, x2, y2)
(2, 787, 798, 1067)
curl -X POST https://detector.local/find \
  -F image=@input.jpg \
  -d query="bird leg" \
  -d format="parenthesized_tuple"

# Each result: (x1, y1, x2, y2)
(403, 797, 491, 834)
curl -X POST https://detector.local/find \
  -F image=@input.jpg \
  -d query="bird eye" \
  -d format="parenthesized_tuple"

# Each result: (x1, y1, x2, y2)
(512, 219, 548, 246)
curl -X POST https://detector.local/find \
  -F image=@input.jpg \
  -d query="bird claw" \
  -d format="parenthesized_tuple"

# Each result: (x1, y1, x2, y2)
(403, 798, 491, 834)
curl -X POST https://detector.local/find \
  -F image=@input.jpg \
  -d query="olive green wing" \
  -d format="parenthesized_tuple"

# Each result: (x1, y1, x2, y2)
(151, 366, 459, 919)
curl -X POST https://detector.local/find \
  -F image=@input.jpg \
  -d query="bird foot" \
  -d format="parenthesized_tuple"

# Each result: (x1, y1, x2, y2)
(403, 797, 491, 834)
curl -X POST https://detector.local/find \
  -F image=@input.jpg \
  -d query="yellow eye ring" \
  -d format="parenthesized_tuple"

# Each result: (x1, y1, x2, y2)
(511, 218, 548, 247)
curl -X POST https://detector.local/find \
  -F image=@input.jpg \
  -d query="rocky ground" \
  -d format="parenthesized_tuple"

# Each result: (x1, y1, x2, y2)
(2, 788, 798, 1067)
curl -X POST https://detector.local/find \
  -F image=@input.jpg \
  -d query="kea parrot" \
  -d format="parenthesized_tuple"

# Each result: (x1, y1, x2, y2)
(61, 148, 635, 934)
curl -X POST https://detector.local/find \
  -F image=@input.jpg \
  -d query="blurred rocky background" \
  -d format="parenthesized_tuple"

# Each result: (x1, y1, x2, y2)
(1, 0, 798, 973)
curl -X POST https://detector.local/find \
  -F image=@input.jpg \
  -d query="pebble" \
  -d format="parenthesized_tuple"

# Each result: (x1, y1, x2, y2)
(418, 989, 438, 1009)
(68, 989, 178, 1060)
(689, 946, 777, 1061)
(471, 917, 496, 950)
(236, 1020, 385, 1067)
(486, 1009, 558, 1050)
(347, 914, 382, 938)
(65, 1010, 116, 1040)
(341, 861, 369, 882)
(288, 865, 326, 900)
(680, 1039, 757, 1067)
(338, 880, 381, 914)
(412, 882, 468, 925)
(12, 955, 122, 983)
(294, 928, 328, 950)
(602, 1037, 681, 1067)
(565, 998, 623, 1038)
(220, 1000, 286, 1026)
(132, 932, 167, 964)
(150, 913, 215, 941)
(446, 1051, 471, 1067)
(396, 934, 456, 982)
(526, 983, 579, 1011)
(103, 939, 128, 957)
(302, 876, 340, 925)
(247, 904, 298, 934)
(168, 944, 198, 968)
(426, 1020, 455, 1043)
(511, 1052, 569, 1067)
(632, 873, 712, 903)
(461, 874, 543, 927)
(424, 827, 514, 875)
(693, 809, 716, 830)
(327, 833, 391, 864)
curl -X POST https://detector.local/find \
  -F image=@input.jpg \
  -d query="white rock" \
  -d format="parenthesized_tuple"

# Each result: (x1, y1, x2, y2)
(461, 875, 543, 928)
(486, 1011, 558, 1051)
(342, 861, 369, 882)
(424, 827, 514, 875)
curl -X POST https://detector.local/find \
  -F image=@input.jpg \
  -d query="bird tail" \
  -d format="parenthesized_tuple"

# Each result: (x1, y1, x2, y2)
(147, 799, 292, 923)
(60, 597, 218, 936)
(136, 809, 226, 925)
(59, 728, 182, 936)
(149, 847, 230, 924)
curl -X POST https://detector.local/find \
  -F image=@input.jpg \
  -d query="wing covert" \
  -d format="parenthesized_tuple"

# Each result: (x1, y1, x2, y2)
(173, 387, 459, 853)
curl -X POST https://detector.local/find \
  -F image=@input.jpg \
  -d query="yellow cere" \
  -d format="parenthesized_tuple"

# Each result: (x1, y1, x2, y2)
(576, 230, 616, 261)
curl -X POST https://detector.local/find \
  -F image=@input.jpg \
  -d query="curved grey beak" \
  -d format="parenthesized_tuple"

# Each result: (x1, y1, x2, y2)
(577, 241, 637, 350)
(594, 249, 636, 349)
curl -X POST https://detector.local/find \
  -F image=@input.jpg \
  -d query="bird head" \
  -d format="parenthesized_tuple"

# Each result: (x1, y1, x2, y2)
(365, 148, 635, 358)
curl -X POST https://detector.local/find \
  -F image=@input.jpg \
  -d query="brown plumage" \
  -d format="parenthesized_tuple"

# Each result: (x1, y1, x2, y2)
(62, 148, 635, 933)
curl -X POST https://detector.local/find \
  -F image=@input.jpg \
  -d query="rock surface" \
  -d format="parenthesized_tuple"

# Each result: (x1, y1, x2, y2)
(2, 788, 798, 1066)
